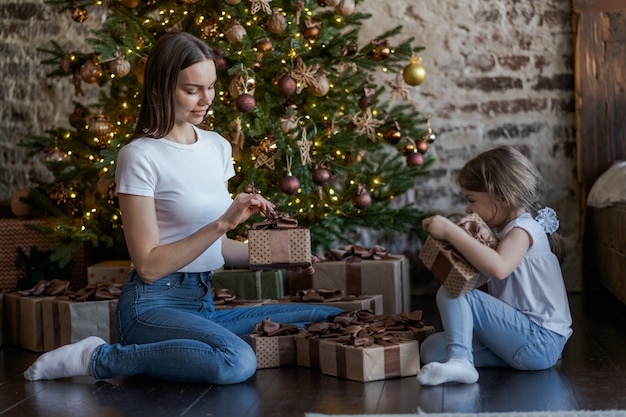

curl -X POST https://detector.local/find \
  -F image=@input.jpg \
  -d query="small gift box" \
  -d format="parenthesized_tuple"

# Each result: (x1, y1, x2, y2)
(87, 260, 131, 286)
(212, 269, 287, 299)
(4, 292, 57, 352)
(419, 213, 498, 297)
(281, 289, 383, 315)
(312, 246, 410, 314)
(248, 212, 311, 270)
(242, 318, 302, 369)
(318, 336, 420, 382)
(41, 298, 118, 352)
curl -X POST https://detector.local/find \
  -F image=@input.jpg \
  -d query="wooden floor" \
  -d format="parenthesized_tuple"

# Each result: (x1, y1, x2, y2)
(2, 286, 626, 416)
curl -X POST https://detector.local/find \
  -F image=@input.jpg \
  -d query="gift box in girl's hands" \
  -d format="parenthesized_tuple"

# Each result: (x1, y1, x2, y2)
(419, 213, 498, 297)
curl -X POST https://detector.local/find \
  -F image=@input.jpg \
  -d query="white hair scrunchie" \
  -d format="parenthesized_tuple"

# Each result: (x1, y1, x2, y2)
(535, 207, 559, 235)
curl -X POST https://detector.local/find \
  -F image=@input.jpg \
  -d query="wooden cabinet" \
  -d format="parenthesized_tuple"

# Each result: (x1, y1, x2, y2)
(574, 0, 626, 297)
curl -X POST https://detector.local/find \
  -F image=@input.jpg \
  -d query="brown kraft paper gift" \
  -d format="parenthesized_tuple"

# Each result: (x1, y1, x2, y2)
(248, 212, 312, 270)
(419, 213, 498, 297)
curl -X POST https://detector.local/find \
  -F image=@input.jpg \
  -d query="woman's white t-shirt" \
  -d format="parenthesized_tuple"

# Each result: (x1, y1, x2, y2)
(115, 126, 235, 273)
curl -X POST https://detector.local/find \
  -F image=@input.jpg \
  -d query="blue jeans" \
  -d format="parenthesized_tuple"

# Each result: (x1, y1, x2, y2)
(420, 286, 566, 370)
(90, 270, 343, 384)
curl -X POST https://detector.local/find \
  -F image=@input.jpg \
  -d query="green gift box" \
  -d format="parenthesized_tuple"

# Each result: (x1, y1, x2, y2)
(211, 269, 287, 300)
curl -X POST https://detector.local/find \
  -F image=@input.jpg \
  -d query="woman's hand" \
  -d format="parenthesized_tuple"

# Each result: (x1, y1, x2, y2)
(218, 192, 276, 231)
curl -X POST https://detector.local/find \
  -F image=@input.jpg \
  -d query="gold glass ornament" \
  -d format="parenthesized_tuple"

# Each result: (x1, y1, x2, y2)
(70, 6, 88, 23)
(268, 8, 287, 34)
(229, 73, 256, 98)
(225, 20, 246, 43)
(309, 73, 330, 97)
(110, 52, 131, 77)
(80, 58, 103, 84)
(335, 0, 355, 16)
(371, 40, 391, 61)
(403, 55, 426, 86)
(88, 111, 112, 138)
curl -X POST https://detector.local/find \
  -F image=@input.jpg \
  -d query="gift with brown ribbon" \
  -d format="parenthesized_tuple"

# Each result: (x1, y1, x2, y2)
(247, 212, 312, 270)
(312, 245, 410, 314)
(243, 318, 303, 369)
(419, 213, 499, 297)
(41, 297, 118, 352)
(313, 314, 421, 382)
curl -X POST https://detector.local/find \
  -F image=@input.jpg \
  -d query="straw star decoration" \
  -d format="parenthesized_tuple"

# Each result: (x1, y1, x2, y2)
(296, 128, 312, 166)
(249, 0, 272, 15)
(251, 138, 277, 169)
(386, 73, 411, 101)
(291, 56, 321, 93)
(348, 108, 384, 142)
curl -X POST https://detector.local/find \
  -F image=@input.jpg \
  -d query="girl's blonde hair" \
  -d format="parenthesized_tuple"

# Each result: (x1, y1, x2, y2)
(458, 145, 563, 262)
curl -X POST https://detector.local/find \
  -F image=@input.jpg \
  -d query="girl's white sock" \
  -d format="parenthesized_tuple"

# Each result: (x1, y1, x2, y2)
(417, 358, 479, 386)
(24, 336, 106, 381)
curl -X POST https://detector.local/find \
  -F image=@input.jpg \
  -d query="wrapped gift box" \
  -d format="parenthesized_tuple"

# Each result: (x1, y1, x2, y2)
(295, 334, 327, 369)
(243, 331, 302, 369)
(41, 298, 118, 352)
(318, 338, 420, 382)
(419, 214, 496, 298)
(212, 269, 287, 299)
(276, 294, 383, 315)
(312, 250, 410, 314)
(248, 228, 312, 270)
(87, 260, 131, 286)
(4, 292, 56, 352)
(248, 213, 312, 270)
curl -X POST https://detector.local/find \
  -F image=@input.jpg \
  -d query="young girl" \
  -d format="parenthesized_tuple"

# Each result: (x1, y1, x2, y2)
(417, 145, 572, 386)
(23, 31, 342, 384)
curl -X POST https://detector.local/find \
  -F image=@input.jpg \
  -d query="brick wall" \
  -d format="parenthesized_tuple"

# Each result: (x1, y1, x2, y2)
(0, 0, 581, 290)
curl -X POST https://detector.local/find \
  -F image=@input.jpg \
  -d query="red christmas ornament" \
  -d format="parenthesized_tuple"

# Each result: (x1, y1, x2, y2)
(406, 151, 424, 167)
(277, 75, 297, 96)
(280, 175, 300, 195)
(236, 93, 256, 113)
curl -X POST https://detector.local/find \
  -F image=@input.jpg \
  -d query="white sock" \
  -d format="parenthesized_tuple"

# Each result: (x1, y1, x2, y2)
(417, 358, 479, 386)
(24, 336, 106, 381)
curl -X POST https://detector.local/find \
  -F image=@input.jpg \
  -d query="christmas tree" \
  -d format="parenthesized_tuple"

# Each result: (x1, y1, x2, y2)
(25, 0, 435, 266)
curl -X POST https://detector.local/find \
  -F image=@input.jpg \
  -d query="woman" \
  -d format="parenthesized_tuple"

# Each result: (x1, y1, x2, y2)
(24, 31, 342, 384)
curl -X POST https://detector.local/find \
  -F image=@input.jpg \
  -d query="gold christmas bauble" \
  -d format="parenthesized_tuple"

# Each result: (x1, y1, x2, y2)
(80, 59, 103, 84)
(88, 111, 112, 138)
(110, 54, 131, 77)
(403, 55, 426, 86)
(229, 74, 256, 98)
(70, 6, 88, 23)
(268, 9, 287, 34)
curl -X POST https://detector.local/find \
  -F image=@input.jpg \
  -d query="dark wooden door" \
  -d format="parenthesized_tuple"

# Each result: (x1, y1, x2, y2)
(573, 0, 626, 197)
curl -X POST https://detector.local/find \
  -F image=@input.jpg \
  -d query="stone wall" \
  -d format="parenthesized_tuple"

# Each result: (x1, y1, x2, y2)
(0, 0, 581, 290)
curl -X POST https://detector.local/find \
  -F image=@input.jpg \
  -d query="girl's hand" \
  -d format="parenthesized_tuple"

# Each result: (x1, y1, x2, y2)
(219, 193, 276, 231)
(421, 215, 457, 241)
